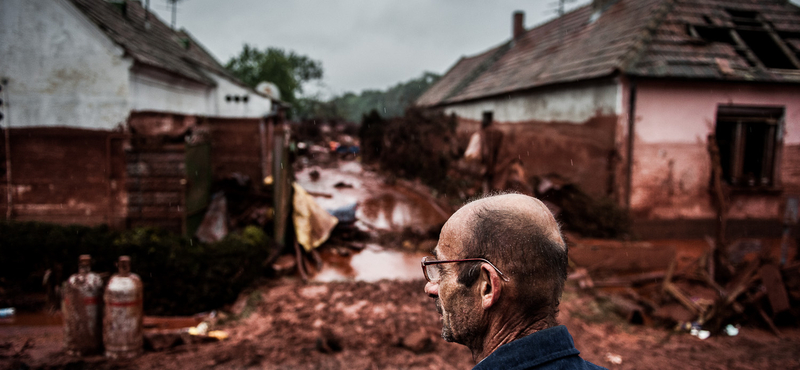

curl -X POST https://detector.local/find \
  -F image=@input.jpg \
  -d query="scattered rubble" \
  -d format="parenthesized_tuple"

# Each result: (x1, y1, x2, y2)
(567, 236, 799, 338)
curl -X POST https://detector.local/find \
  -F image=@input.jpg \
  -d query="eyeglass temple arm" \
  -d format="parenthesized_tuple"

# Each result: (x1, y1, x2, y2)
(423, 258, 509, 281)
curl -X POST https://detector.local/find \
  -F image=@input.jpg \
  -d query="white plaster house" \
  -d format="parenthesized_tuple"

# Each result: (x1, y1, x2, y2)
(0, 0, 274, 130)
(0, 0, 280, 228)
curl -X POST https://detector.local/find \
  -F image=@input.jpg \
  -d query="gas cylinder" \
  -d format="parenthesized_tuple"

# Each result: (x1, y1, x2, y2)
(103, 256, 143, 359)
(62, 254, 104, 356)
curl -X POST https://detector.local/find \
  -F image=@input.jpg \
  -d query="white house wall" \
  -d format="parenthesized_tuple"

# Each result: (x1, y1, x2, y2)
(210, 73, 272, 118)
(129, 66, 212, 115)
(130, 68, 272, 118)
(443, 80, 619, 126)
(0, 0, 132, 130)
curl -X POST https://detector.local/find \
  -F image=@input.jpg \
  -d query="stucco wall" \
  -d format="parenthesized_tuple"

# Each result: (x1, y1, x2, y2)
(630, 80, 800, 221)
(130, 67, 272, 118)
(0, 0, 132, 129)
(444, 80, 620, 126)
(129, 66, 213, 116)
(211, 74, 273, 118)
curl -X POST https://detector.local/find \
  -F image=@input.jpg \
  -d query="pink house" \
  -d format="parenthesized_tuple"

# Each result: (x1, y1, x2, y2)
(417, 0, 800, 238)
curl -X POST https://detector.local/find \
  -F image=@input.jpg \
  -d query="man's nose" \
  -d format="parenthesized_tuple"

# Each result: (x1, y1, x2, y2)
(424, 281, 439, 297)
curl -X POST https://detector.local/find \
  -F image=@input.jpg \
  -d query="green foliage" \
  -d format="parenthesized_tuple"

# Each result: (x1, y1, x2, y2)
(328, 72, 440, 123)
(0, 222, 117, 295)
(294, 97, 343, 121)
(225, 44, 323, 114)
(0, 222, 274, 315)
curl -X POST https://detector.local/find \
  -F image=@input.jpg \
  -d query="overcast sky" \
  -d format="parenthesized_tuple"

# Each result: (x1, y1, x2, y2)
(149, 0, 800, 98)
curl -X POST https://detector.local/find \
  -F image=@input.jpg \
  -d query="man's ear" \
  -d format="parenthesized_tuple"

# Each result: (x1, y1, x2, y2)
(478, 263, 502, 309)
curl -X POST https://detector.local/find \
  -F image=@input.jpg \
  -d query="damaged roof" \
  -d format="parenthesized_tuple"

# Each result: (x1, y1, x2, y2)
(69, 0, 240, 87)
(417, 0, 800, 107)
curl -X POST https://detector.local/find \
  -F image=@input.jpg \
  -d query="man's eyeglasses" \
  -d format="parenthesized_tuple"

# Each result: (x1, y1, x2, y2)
(421, 256, 510, 283)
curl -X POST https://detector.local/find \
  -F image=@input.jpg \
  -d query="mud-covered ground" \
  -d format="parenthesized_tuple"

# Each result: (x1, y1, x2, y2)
(3, 276, 800, 370)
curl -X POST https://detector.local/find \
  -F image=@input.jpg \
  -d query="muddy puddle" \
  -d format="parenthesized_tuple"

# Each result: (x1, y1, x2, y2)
(296, 162, 449, 233)
(312, 244, 429, 283)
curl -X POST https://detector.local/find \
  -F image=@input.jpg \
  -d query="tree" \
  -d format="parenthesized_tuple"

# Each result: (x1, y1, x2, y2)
(329, 71, 440, 123)
(225, 44, 323, 114)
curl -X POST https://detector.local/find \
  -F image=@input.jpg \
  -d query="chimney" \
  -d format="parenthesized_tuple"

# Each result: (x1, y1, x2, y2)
(513, 11, 525, 39)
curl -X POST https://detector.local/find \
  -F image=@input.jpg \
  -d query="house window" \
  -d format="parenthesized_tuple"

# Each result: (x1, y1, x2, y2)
(715, 105, 783, 188)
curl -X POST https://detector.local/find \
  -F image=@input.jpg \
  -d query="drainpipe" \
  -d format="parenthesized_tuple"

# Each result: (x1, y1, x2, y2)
(2, 78, 11, 220)
(625, 78, 637, 210)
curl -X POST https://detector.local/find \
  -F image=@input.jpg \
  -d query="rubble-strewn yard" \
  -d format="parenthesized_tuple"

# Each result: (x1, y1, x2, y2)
(3, 276, 800, 370)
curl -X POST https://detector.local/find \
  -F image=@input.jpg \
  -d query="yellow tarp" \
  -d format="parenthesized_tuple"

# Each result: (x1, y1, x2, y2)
(292, 183, 339, 252)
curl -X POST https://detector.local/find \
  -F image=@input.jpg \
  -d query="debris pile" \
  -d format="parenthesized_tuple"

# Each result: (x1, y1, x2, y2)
(568, 237, 799, 338)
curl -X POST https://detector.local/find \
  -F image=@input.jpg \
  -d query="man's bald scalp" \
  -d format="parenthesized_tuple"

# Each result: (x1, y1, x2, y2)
(456, 193, 568, 325)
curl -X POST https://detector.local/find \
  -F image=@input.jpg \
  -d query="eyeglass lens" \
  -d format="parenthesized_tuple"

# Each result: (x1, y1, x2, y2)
(425, 264, 440, 282)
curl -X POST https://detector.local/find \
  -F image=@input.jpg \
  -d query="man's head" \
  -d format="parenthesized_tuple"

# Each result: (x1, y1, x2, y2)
(423, 193, 568, 348)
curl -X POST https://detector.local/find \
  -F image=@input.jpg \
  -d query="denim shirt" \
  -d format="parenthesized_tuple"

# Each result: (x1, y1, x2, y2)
(473, 325, 607, 370)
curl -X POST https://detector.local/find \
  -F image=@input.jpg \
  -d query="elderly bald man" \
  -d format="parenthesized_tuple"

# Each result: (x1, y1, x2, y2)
(422, 194, 605, 370)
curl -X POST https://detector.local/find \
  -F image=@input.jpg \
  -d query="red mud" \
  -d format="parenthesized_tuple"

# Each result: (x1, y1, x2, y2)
(3, 276, 800, 370)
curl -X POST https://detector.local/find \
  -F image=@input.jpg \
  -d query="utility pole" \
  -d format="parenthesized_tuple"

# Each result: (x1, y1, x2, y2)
(168, 0, 182, 29)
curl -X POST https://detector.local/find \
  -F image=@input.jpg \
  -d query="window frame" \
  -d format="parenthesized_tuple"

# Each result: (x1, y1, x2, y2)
(714, 104, 784, 192)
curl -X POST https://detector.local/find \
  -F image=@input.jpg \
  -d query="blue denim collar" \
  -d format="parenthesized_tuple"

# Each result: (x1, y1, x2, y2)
(473, 325, 581, 370)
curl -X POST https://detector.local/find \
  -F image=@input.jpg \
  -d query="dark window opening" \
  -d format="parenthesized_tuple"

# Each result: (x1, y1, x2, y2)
(702, 15, 713, 25)
(738, 30, 797, 69)
(715, 106, 783, 188)
(482, 111, 493, 128)
(694, 26, 734, 44)
(225, 95, 232, 102)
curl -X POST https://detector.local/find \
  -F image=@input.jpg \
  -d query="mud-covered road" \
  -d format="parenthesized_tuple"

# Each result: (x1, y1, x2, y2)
(3, 276, 800, 370)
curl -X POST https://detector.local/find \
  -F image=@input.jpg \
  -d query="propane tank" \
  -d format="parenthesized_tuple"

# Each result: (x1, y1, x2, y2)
(62, 254, 104, 356)
(103, 256, 143, 359)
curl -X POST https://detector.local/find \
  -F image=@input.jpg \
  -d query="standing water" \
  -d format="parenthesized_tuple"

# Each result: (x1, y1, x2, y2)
(313, 244, 429, 282)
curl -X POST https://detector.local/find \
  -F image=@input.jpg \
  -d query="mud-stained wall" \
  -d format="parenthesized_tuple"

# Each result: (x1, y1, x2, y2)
(455, 114, 619, 198)
(125, 144, 185, 233)
(446, 80, 620, 198)
(0, 127, 127, 226)
(631, 80, 800, 221)
(0, 0, 132, 130)
(205, 118, 265, 186)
